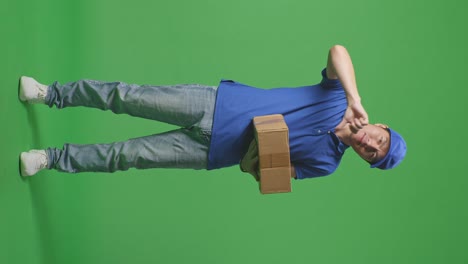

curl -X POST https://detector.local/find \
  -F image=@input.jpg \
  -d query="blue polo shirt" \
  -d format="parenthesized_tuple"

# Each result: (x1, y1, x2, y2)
(207, 69, 349, 179)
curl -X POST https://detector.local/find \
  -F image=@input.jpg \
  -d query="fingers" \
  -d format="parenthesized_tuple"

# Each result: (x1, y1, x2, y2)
(354, 118, 363, 129)
(359, 117, 368, 124)
(360, 116, 369, 126)
(343, 104, 370, 132)
(353, 117, 367, 129)
(350, 103, 369, 126)
(349, 117, 369, 133)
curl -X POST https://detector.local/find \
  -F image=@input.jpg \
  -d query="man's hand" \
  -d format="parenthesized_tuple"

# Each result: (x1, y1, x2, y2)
(341, 100, 369, 133)
(240, 139, 260, 181)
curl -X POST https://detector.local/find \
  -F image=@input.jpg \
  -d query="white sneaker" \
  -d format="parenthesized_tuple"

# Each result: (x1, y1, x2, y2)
(19, 76, 49, 104)
(20, 150, 49, 177)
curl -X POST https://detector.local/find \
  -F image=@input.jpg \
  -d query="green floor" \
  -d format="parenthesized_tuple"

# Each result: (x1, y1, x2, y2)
(2, 0, 468, 263)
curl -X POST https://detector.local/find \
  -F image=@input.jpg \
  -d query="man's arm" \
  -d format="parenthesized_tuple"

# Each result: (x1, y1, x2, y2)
(326, 45, 369, 131)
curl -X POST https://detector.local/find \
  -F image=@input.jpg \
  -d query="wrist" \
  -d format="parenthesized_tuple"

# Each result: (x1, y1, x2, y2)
(347, 96, 361, 105)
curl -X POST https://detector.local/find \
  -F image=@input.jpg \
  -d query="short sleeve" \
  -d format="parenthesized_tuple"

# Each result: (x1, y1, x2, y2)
(320, 68, 343, 89)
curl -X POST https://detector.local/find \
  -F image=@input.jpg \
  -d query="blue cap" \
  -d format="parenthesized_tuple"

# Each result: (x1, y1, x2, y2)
(370, 128, 407, 170)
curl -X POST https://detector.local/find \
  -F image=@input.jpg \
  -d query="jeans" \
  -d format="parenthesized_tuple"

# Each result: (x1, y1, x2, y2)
(44, 79, 218, 173)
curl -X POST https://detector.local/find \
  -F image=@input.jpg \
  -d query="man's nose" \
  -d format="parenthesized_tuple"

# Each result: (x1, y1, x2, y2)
(364, 138, 378, 150)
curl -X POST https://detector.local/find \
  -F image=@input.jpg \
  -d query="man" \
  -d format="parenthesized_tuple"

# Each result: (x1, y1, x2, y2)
(19, 45, 406, 178)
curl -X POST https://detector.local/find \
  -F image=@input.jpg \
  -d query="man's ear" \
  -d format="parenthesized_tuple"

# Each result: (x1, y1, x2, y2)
(374, 123, 389, 129)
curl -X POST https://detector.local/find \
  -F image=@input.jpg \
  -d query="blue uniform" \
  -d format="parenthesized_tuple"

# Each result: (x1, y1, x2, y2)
(207, 69, 350, 179)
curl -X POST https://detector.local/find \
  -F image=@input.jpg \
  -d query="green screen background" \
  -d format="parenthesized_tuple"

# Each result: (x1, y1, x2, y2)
(2, 0, 467, 263)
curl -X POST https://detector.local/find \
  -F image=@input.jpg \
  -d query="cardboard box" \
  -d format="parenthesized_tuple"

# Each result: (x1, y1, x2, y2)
(253, 114, 291, 194)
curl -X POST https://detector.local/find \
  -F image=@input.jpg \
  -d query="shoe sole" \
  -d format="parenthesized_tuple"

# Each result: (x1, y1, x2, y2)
(18, 76, 27, 102)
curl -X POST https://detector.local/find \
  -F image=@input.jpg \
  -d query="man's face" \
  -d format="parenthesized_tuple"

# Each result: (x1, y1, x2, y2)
(350, 124, 391, 163)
